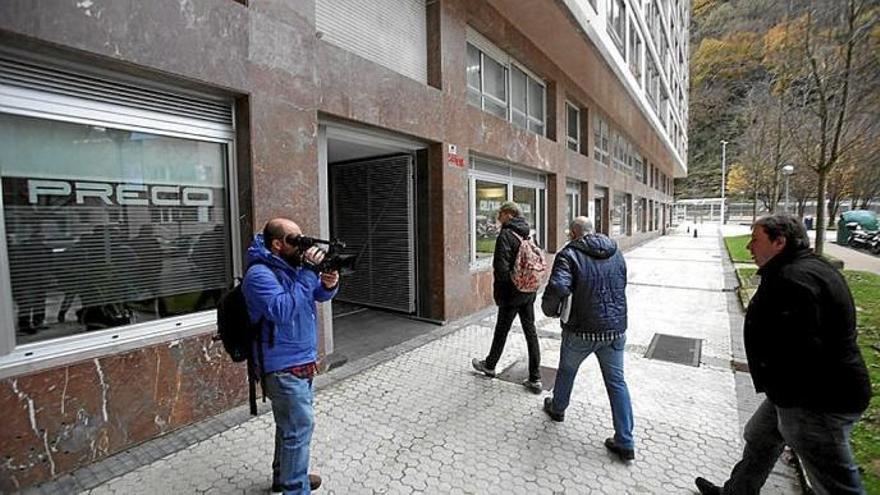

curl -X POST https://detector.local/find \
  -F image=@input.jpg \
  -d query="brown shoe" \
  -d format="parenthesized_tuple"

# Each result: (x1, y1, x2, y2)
(271, 474, 322, 493)
(309, 474, 322, 490)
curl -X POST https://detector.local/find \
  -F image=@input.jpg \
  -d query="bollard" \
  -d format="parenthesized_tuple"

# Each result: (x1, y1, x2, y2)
(687, 226, 690, 233)
(693, 229, 698, 238)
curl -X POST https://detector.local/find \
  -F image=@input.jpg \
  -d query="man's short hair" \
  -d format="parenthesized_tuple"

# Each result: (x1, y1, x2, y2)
(263, 219, 287, 246)
(754, 214, 810, 253)
(570, 216, 594, 237)
(499, 201, 522, 217)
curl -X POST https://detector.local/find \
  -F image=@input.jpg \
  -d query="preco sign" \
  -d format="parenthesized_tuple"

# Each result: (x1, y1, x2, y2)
(27, 179, 214, 207)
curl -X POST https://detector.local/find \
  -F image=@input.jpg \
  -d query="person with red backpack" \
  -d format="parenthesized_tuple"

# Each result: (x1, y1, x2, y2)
(243, 218, 339, 494)
(472, 201, 546, 393)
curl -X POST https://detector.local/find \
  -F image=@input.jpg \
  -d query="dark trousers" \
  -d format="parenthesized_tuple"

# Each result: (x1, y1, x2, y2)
(485, 302, 541, 382)
(724, 398, 864, 495)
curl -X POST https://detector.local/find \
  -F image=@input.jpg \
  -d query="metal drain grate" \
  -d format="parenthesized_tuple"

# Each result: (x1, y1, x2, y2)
(645, 334, 702, 367)
(496, 358, 556, 391)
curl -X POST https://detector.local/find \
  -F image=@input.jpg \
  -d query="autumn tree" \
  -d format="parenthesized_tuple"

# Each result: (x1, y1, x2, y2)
(764, 0, 879, 254)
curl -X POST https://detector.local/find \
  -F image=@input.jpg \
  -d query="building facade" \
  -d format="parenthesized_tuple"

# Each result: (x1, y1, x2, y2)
(0, 0, 687, 489)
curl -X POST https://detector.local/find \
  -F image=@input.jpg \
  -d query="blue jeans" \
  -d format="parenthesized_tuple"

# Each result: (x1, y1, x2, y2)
(723, 398, 864, 494)
(551, 333, 634, 449)
(264, 371, 314, 495)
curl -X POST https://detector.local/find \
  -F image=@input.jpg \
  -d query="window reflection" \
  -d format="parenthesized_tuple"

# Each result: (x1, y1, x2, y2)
(1, 113, 232, 345)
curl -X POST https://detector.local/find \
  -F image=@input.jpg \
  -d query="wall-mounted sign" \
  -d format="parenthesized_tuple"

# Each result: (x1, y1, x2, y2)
(447, 144, 466, 168)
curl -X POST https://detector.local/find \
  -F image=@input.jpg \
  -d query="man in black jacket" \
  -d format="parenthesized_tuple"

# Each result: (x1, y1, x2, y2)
(472, 201, 543, 393)
(696, 215, 870, 495)
(540, 217, 634, 462)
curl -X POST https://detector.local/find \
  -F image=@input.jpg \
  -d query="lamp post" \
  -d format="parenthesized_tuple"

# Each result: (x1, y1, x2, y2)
(782, 164, 794, 214)
(720, 140, 728, 224)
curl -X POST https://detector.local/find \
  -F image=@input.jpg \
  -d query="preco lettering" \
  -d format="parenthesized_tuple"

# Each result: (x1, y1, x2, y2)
(27, 179, 214, 207)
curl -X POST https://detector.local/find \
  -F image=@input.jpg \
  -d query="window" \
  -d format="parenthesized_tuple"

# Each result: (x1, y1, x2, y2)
(593, 114, 610, 164)
(472, 179, 507, 259)
(566, 181, 581, 225)
(566, 102, 580, 152)
(637, 197, 648, 232)
(611, 191, 631, 237)
(467, 43, 509, 119)
(646, 57, 660, 112)
(634, 154, 646, 184)
(608, 0, 626, 52)
(469, 157, 546, 262)
(511, 66, 546, 135)
(628, 19, 642, 82)
(1, 113, 233, 345)
(612, 131, 632, 174)
(466, 30, 547, 137)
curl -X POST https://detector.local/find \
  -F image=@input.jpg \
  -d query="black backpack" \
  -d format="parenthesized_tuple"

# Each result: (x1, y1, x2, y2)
(215, 261, 276, 415)
(215, 283, 254, 362)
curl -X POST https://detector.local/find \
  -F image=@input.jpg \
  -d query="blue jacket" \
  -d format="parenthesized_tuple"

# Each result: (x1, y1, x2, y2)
(242, 234, 337, 373)
(541, 234, 627, 335)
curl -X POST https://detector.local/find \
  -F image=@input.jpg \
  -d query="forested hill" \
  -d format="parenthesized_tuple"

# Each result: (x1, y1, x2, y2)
(678, 0, 793, 199)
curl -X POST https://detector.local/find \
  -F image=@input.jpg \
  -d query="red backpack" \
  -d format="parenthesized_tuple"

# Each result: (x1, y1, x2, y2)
(510, 231, 547, 293)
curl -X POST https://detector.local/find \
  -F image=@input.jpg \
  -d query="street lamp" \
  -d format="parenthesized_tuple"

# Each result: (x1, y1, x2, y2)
(782, 164, 794, 213)
(720, 140, 728, 224)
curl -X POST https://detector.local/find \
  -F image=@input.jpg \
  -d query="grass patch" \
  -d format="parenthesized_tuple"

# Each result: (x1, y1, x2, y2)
(724, 233, 843, 266)
(724, 234, 752, 263)
(846, 271, 880, 493)
(734, 267, 880, 492)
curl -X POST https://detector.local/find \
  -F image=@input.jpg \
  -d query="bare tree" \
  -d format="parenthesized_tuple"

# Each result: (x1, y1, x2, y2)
(773, 0, 880, 254)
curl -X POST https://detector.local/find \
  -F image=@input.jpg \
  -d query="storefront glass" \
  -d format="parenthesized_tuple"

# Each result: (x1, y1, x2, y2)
(474, 179, 507, 258)
(1, 113, 232, 344)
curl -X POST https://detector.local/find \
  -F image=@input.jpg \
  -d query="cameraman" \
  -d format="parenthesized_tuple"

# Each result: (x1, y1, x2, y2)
(243, 218, 339, 494)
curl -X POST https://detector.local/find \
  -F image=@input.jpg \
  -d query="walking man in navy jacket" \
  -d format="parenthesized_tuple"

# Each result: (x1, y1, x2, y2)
(243, 218, 339, 494)
(541, 216, 635, 462)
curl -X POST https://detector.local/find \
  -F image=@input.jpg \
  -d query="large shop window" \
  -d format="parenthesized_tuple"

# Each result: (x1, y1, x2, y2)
(466, 28, 547, 137)
(1, 113, 232, 346)
(469, 157, 545, 263)
(611, 191, 631, 237)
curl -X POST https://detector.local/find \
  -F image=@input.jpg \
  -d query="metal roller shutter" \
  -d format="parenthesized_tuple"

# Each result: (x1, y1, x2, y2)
(316, 0, 428, 83)
(330, 154, 415, 313)
(0, 55, 233, 125)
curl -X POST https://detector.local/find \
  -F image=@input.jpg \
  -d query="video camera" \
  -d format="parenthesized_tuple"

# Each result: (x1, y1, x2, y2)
(285, 234, 358, 274)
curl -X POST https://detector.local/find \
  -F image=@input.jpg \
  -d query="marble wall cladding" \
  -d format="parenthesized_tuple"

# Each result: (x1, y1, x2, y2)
(0, 0, 250, 91)
(0, 0, 677, 488)
(0, 335, 247, 492)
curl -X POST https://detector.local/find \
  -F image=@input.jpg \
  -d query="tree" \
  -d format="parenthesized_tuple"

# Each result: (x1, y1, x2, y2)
(765, 0, 880, 255)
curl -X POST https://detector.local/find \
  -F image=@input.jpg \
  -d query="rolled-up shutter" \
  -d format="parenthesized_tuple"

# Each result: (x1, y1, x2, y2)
(316, 0, 427, 83)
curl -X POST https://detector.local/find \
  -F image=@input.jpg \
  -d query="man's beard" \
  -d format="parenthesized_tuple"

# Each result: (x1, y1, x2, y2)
(281, 250, 301, 267)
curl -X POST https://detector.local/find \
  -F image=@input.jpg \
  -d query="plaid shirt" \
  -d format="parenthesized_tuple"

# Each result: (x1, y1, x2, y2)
(567, 330, 625, 342)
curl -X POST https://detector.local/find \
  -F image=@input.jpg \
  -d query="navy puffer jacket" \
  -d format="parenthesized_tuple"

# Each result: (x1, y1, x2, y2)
(541, 234, 627, 335)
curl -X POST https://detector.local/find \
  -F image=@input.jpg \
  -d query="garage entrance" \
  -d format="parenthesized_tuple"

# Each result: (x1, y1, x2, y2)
(319, 122, 437, 367)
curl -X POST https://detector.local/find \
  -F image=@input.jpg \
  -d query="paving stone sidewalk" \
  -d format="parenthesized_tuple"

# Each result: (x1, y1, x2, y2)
(75, 227, 800, 494)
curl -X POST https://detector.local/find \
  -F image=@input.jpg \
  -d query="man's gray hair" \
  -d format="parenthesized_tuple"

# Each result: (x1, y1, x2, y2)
(499, 201, 522, 217)
(570, 216, 594, 237)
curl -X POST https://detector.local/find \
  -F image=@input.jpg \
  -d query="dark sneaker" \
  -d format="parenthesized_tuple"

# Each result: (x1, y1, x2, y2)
(471, 358, 496, 377)
(522, 378, 543, 394)
(694, 477, 721, 495)
(604, 437, 635, 462)
(309, 474, 322, 490)
(271, 474, 322, 493)
(543, 397, 564, 422)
